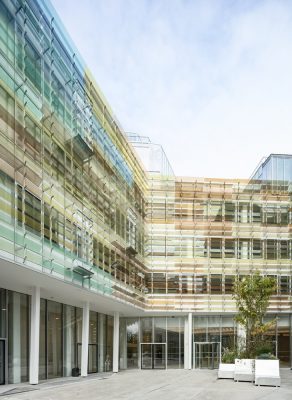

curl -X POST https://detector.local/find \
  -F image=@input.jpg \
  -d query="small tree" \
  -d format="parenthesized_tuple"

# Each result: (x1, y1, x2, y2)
(232, 272, 276, 358)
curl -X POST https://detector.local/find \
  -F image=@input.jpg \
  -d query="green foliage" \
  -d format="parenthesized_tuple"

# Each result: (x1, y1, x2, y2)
(232, 271, 276, 358)
(255, 343, 274, 356)
(256, 353, 277, 360)
(221, 348, 238, 364)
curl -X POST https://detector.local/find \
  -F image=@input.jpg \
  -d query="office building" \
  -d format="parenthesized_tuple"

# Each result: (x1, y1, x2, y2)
(0, 0, 291, 385)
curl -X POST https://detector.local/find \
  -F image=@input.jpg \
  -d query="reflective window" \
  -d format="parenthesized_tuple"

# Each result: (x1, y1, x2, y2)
(8, 291, 29, 383)
(47, 301, 63, 379)
(224, 276, 234, 294)
(126, 319, 139, 369)
(0, 289, 6, 338)
(210, 275, 222, 294)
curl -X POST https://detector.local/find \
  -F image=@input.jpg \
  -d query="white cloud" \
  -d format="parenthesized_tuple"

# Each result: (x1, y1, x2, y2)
(51, 0, 292, 178)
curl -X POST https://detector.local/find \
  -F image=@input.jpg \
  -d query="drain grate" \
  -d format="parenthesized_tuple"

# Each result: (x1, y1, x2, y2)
(0, 387, 39, 396)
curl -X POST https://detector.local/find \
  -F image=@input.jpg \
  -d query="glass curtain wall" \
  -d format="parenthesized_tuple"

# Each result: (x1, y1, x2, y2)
(76, 307, 83, 372)
(0, 289, 6, 339)
(98, 314, 106, 372)
(277, 315, 291, 367)
(221, 317, 236, 350)
(88, 311, 98, 373)
(105, 316, 113, 371)
(38, 299, 113, 380)
(7, 291, 29, 383)
(127, 319, 139, 369)
(0, 0, 147, 313)
(120, 317, 184, 369)
(47, 301, 62, 379)
(193, 316, 236, 344)
(167, 317, 184, 369)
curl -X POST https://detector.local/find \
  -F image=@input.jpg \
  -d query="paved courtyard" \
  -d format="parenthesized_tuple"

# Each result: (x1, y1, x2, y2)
(0, 369, 291, 400)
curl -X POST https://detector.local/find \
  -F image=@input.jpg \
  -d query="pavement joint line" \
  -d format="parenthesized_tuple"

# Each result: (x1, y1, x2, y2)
(40, 376, 114, 391)
(147, 384, 171, 393)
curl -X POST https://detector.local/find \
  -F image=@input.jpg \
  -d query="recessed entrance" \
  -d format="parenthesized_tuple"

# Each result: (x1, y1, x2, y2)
(193, 342, 221, 369)
(0, 339, 5, 385)
(141, 343, 166, 369)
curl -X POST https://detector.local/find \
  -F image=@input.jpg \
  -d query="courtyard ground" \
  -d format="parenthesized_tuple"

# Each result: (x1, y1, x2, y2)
(0, 369, 291, 400)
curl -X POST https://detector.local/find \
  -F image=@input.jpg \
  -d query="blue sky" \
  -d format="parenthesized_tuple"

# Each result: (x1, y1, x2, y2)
(51, 0, 292, 178)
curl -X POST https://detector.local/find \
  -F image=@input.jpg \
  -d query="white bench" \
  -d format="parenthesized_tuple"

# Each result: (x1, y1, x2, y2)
(217, 363, 235, 379)
(234, 359, 254, 382)
(255, 359, 281, 387)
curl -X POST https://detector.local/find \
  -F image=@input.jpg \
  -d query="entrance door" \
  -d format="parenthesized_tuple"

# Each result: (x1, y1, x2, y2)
(153, 344, 166, 369)
(141, 343, 166, 369)
(141, 343, 152, 369)
(0, 340, 5, 385)
(88, 344, 98, 373)
(77, 343, 98, 374)
(193, 342, 220, 369)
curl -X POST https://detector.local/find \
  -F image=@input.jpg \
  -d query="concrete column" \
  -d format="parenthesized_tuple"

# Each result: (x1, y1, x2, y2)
(98, 314, 105, 372)
(188, 312, 192, 369)
(184, 317, 189, 369)
(29, 287, 40, 385)
(113, 312, 119, 373)
(81, 302, 89, 377)
(64, 306, 73, 377)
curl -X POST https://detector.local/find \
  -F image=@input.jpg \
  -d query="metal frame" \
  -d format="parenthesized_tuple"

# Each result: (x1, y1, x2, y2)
(140, 343, 167, 370)
(193, 341, 221, 369)
(0, 338, 7, 385)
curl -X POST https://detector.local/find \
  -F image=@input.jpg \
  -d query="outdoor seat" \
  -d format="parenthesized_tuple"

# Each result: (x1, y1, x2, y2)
(217, 363, 235, 379)
(254, 359, 281, 387)
(234, 359, 254, 382)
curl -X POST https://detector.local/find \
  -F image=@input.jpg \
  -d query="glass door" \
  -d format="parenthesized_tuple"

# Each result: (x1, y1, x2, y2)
(0, 340, 5, 385)
(88, 344, 98, 373)
(77, 343, 98, 373)
(141, 343, 152, 369)
(193, 342, 220, 369)
(77, 343, 82, 371)
(153, 344, 166, 369)
(141, 343, 166, 369)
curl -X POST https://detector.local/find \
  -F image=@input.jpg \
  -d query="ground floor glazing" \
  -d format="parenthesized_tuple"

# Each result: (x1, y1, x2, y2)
(0, 288, 113, 384)
(0, 286, 291, 386)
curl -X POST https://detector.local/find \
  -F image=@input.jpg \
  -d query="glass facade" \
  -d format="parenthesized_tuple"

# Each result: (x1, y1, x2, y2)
(146, 176, 292, 314)
(120, 317, 185, 370)
(0, 0, 148, 310)
(251, 154, 292, 192)
(0, 288, 114, 384)
(0, 0, 292, 384)
(7, 291, 29, 383)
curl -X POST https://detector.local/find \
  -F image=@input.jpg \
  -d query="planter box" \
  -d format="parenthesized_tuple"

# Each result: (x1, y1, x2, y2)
(255, 359, 280, 387)
(218, 363, 235, 379)
(234, 359, 254, 382)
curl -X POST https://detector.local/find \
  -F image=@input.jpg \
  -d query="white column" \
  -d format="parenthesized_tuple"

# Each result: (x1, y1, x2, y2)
(188, 312, 192, 370)
(113, 312, 119, 373)
(81, 302, 89, 377)
(184, 317, 189, 369)
(64, 306, 73, 376)
(29, 287, 40, 385)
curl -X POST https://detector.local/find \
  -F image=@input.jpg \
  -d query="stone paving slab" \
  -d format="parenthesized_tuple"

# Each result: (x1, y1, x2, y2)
(0, 369, 291, 400)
